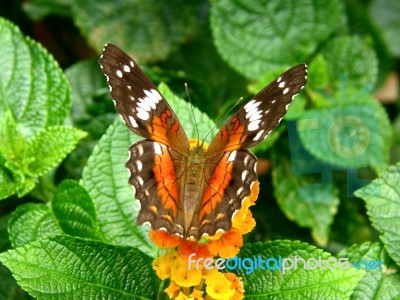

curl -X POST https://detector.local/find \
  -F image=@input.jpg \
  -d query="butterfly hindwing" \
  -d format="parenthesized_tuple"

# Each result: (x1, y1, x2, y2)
(193, 150, 257, 238)
(206, 64, 307, 156)
(100, 43, 189, 154)
(126, 139, 187, 236)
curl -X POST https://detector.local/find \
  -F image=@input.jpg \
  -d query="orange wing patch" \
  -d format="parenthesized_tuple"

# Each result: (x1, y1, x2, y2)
(217, 117, 247, 152)
(153, 146, 179, 217)
(147, 110, 182, 148)
(200, 153, 233, 220)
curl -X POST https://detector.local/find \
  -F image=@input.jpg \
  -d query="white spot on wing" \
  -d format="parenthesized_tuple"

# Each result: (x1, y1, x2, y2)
(137, 107, 149, 120)
(137, 98, 152, 111)
(242, 170, 248, 182)
(247, 109, 263, 122)
(150, 89, 162, 100)
(248, 120, 261, 131)
(244, 100, 261, 113)
(128, 115, 138, 127)
(130, 60, 135, 68)
(283, 87, 289, 94)
(228, 151, 237, 161)
(237, 187, 244, 196)
(136, 160, 143, 171)
(136, 145, 144, 156)
(278, 81, 285, 88)
(143, 89, 161, 109)
(277, 76, 282, 83)
(253, 129, 265, 141)
(123, 65, 130, 72)
(137, 176, 144, 186)
(154, 143, 163, 155)
(116, 70, 123, 78)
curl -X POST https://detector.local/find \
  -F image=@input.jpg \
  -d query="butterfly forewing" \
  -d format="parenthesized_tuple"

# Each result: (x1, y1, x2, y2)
(206, 64, 307, 157)
(99, 43, 189, 154)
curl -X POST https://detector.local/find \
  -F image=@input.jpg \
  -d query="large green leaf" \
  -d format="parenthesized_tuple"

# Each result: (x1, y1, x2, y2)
(0, 17, 70, 139)
(272, 147, 339, 246)
(210, 0, 341, 79)
(65, 57, 107, 123)
(296, 95, 391, 170)
(355, 164, 400, 266)
(8, 203, 62, 248)
(72, 0, 196, 62)
(0, 18, 85, 200)
(338, 242, 400, 299)
(26, 126, 87, 177)
(322, 35, 378, 90)
(52, 180, 103, 240)
(8, 180, 103, 248)
(237, 241, 363, 299)
(0, 236, 160, 299)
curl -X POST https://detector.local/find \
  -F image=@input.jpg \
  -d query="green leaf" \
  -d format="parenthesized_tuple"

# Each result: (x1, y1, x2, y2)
(0, 236, 160, 299)
(52, 180, 102, 240)
(338, 242, 400, 299)
(370, 0, 400, 57)
(237, 241, 363, 299)
(272, 149, 339, 246)
(0, 111, 26, 166)
(25, 126, 87, 177)
(72, 0, 196, 62)
(22, 0, 72, 20)
(322, 35, 378, 90)
(65, 57, 107, 123)
(0, 17, 70, 139)
(8, 203, 62, 248)
(296, 94, 391, 169)
(210, 0, 341, 79)
(307, 54, 330, 91)
(355, 164, 400, 266)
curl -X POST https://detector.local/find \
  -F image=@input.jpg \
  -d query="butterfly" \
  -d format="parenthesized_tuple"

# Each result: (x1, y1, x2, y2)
(99, 43, 307, 240)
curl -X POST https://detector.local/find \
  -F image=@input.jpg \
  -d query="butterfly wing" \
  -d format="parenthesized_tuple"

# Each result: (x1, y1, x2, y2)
(197, 64, 307, 237)
(206, 64, 307, 157)
(99, 43, 189, 155)
(126, 139, 186, 236)
(100, 43, 189, 236)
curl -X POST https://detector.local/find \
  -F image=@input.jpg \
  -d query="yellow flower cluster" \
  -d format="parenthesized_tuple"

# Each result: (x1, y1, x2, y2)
(150, 180, 259, 299)
(153, 249, 244, 299)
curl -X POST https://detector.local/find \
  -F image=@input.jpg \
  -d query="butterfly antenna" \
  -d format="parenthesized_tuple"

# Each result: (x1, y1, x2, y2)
(185, 83, 200, 145)
(200, 96, 244, 147)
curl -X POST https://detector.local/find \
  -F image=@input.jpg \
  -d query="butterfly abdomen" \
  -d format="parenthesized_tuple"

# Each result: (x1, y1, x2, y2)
(179, 145, 209, 237)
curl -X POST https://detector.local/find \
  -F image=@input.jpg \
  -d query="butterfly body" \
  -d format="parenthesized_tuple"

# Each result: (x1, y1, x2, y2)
(99, 43, 307, 240)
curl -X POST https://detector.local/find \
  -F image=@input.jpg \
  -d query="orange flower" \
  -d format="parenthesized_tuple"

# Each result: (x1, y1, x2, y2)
(150, 230, 181, 248)
(164, 282, 181, 299)
(178, 239, 213, 261)
(224, 273, 244, 300)
(207, 229, 243, 259)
